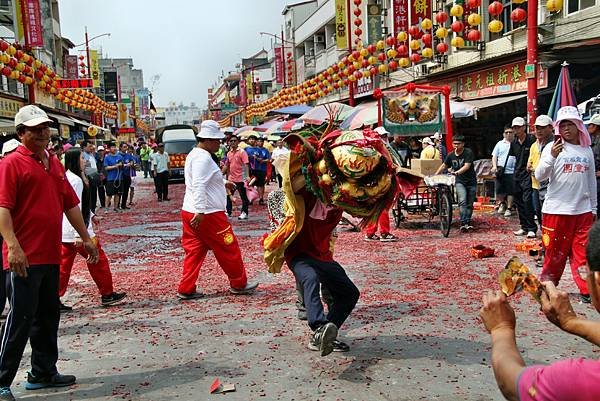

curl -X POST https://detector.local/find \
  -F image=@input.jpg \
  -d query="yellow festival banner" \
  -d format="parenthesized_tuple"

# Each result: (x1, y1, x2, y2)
(90, 50, 100, 88)
(335, 0, 347, 49)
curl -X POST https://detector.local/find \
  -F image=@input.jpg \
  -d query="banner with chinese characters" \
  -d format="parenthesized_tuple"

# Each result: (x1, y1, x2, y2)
(22, 0, 43, 47)
(90, 50, 100, 88)
(274, 47, 284, 85)
(65, 55, 78, 79)
(383, 91, 442, 135)
(335, 0, 347, 49)
(0, 97, 24, 119)
(410, 0, 432, 32)
(393, 0, 409, 36)
(367, 5, 382, 44)
(458, 61, 548, 100)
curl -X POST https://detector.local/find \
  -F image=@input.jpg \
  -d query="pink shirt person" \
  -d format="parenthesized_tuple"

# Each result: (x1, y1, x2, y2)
(226, 149, 248, 183)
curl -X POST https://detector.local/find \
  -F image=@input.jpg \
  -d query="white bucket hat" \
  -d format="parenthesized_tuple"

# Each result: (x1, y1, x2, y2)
(1, 139, 20, 156)
(554, 106, 591, 147)
(373, 126, 389, 137)
(15, 105, 52, 127)
(422, 137, 434, 146)
(589, 113, 600, 126)
(197, 120, 225, 139)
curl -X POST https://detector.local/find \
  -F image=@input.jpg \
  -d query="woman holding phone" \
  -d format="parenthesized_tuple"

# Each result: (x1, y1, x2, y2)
(535, 106, 597, 304)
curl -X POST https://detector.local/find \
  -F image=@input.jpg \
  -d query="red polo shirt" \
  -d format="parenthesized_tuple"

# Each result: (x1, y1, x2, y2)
(0, 145, 79, 269)
(285, 189, 343, 265)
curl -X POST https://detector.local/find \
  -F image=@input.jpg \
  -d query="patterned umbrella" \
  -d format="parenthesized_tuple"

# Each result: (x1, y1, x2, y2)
(339, 102, 378, 130)
(265, 118, 305, 134)
(255, 118, 284, 132)
(299, 102, 355, 125)
(233, 125, 255, 136)
(548, 61, 578, 120)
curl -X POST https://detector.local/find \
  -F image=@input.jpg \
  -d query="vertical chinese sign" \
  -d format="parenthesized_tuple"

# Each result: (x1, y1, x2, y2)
(239, 76, 247, 106)
(393, 0, 409, 36)
(64, 55, 78, 79)
(335, 0, 347, 50)
(410, 0, 432, 31)
(367, 5, 382, 45)
(21, 0, 43, 47)
(90, 50, 101, 88)
(274, 47, 284, 85)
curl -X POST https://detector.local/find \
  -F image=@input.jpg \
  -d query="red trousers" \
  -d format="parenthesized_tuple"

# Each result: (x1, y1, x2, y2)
(540, 212, 593, 295)
(365, 208, 391, 236)
(178, 210, 247, 294)
(59, 239, 114, 297)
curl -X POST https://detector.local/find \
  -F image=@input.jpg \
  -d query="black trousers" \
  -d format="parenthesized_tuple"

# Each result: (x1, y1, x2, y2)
(513, 176, 537, 233)
(289, 255, 360, 331)
(88, 179, 98, 213)
(226, 182, 249, 215)
(98, 180, 106, 208)
(120, 175, 132, 208)
(156, 171, 169, 200)
(0, 265, 60, 387)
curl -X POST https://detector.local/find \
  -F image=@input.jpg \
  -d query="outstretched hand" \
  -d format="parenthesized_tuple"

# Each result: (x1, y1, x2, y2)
(540, 281, 578, 331)
(480, 290, 516, 334)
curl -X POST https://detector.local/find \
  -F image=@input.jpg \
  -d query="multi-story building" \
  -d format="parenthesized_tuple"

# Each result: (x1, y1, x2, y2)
(284, 0, 600, 156)
(164, 102, 201, 126)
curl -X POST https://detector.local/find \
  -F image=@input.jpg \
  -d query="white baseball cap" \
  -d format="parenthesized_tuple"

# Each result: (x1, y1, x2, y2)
(197, 120, 225, 139)
(534, 115, 553, 127)
(14, 105, 52, 127)
(97, 145, 105, 151)
(422, 137, 434, 145)
(511, 117, 526, 127)
(432, 132, 441, 140)
(374, 126, 389, 136)
(589, 113, 600, 126)
(1, 139, 20, 156)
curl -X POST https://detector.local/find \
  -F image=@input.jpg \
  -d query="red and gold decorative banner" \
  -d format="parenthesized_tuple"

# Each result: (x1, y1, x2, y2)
(410, 0, 432, 31)
(393, 0, 409, 36)
(22, 0, 43, 47)
(458, 61, 548, 100)
(274, 47, 284, 85)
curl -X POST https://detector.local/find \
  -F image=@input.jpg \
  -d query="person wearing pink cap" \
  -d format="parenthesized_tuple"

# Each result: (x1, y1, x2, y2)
(535, 106, 597, 303)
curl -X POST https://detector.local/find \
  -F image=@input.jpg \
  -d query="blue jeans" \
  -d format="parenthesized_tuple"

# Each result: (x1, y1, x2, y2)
(455, 182, 477, 226)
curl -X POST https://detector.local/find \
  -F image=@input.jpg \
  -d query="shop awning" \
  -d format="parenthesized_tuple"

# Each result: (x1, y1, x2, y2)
(462, 93, 527, 110)
(0, 118, 15, 136)
(47, 112, 74, 126)
(69, 117, 90, 127)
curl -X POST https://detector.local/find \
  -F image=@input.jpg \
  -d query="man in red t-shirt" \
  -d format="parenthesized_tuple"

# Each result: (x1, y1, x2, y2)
(0, 105, 98, 400)
(285, 186, 360, 357)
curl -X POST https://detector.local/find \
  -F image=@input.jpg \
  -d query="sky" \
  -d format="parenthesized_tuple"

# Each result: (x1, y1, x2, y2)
(58, 0, 292, 108)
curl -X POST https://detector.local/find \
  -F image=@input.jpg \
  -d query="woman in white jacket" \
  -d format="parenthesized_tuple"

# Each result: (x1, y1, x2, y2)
(59, 148, 126, 310)
(535, 106, 597, 303)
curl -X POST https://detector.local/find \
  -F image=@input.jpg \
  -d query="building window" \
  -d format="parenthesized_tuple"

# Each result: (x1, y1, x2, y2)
(567, 0, 596, 14)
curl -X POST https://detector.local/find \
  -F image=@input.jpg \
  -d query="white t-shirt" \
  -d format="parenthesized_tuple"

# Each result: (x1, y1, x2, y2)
(271, 146, 290, 160)
(62, 170, 95, 243)
(182, 148, 227, 214)
(535, 142, 597, 215)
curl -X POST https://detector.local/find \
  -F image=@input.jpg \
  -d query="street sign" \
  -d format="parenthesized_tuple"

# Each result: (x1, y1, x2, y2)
(55, 78, 94, 89)
(525, 63, 536, 79)
(117, 127, 135, 134)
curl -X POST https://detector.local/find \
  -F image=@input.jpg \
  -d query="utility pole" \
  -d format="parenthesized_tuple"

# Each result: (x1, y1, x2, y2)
(526, 0, 538, 130)
(346, 0, 355, 106)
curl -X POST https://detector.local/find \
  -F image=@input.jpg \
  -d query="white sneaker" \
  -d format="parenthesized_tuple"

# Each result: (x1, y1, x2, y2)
(238, 212, 248, 220)
(526, 231, 536, 238)
(504, 210, 512, 217)
(513, 229, 526, 236)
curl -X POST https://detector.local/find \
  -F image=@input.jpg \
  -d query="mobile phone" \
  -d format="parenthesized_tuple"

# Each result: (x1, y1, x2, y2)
(554, 133, 562, 143)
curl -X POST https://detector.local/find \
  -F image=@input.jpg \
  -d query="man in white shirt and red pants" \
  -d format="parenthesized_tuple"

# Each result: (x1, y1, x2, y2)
(535, 106, 597, 304)
(177, 120, 259, 300)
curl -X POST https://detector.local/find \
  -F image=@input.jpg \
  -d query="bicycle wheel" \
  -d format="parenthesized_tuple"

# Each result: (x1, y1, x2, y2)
(392, 195, 404, 228)
(438, 187, 452, 237)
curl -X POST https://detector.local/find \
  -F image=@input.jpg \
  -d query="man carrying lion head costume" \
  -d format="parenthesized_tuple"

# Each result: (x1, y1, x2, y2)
(263, 124, 399, 357)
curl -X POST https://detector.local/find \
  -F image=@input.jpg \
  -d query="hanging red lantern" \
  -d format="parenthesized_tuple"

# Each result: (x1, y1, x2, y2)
(389, 60, 399, 71)
(397, 44, 409, 56)
(466, 29, 481, 41)
(408, 25, 421, 38)
(510, 8, 527, 23)
(0, 40, 8, 52)
(1, 67, 11, 76)
(435, 11, 449, 24)
(353, 0, 361, 5)
(361, 59, 369, 68)
(353, 8, 361, 16)
(369, 66, 378, 76)
(7, 58, 16, 68)
(352, 50, 361, 60)
(377, 52, 386, 62)
(488, 1, 504, 16)
(436, 42, 449, 53)
(354, 29, 362, 37)
(467, 0, 482, 8)
(354, 18, 362, 27)
(367, 44, 376, 54)
(410, 53, 421, 63)
(422, 33, 433, 46)
(451, 21, 465, 32)
(386, 36, 396, 47)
